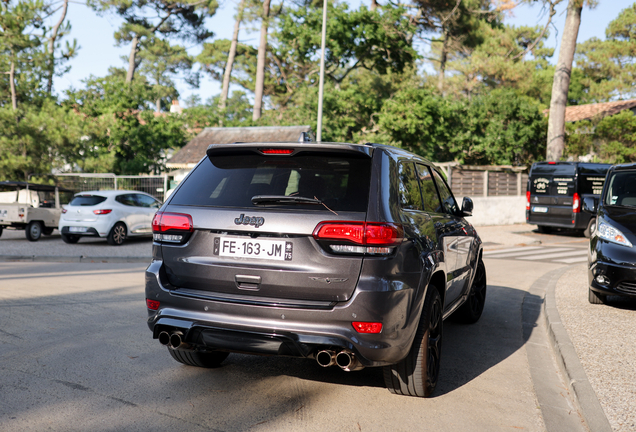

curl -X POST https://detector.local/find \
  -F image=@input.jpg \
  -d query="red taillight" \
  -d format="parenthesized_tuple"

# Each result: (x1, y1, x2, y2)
(152, 211, 193, 233)
(93, 209, 112, 215)
(526, 190, 531, 211)
(146, 299, 160, 310)
(573, 193, 581, 213)
(313, 222, 403, 246)
(352, 322, 383, 334)
(259, 148, 294, 155)
(61, 208, 67, 214)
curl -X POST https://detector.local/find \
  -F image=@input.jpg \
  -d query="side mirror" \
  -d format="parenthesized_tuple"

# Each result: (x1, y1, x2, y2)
(582, 196, 598, 213)
(461, 197, 473, 217)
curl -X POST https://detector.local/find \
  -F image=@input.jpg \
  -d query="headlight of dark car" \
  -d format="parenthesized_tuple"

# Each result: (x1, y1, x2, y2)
(598, 219, 633, 247)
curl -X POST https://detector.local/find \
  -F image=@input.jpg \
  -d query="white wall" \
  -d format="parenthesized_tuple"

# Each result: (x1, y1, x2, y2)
(468, 196, 527, 226)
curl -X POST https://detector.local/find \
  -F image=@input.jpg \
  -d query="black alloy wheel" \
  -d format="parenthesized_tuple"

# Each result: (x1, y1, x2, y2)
(453, 259, 487, 324)
(383, 285, 443, 397)
(107, 222, 126, 246)
(26, 221, 42, 241)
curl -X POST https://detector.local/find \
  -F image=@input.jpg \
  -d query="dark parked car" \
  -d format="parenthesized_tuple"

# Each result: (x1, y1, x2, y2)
(145, 142, 486, 397)
(587, 163, 636, 304)
(526, 162, 611, 237)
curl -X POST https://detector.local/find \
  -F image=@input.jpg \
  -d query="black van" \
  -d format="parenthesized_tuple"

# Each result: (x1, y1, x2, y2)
(526, 162, 611, 237)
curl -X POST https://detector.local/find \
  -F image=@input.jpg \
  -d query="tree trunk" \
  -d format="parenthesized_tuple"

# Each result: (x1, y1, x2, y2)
(546, 0, 582, 161)
(126, 34, 140, 83)
(253, 0, 271, 121)
(371, 0, 378, 11)
(156, 97, 161, 113)
(220, 0, 244, 110)
(10, 60, 17, 110)
(47, 0, 69, 94)
(437, 30, 449, 93)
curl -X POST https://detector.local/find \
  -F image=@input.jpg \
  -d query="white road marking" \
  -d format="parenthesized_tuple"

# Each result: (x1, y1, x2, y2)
(486, 247, 575, 258)
(519, 249, 588, 260)
(483, 246, 543, 255)
(553, 256, 589, 264)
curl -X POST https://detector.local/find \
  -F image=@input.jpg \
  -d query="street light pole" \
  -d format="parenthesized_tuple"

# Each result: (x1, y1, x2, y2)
(316, 0, 327, 142)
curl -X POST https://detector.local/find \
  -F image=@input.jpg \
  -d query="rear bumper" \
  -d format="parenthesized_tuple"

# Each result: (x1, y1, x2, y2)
(144, 260, 422, 367)
(60, 226, 101, 237)
(526, 211, 591, 230)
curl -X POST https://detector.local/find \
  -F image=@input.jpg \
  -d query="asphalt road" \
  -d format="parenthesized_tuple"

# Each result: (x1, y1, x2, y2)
(0, 226, 628, 431)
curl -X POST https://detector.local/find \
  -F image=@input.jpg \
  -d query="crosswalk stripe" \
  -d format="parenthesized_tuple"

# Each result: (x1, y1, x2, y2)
(486, 247, 575, 258)
(483, 246, 543, 255)
(519, 250, 588, 260)
(554, 256, 589, 264)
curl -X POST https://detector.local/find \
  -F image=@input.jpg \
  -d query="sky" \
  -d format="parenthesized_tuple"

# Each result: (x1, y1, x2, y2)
(49, 0, 635, 105)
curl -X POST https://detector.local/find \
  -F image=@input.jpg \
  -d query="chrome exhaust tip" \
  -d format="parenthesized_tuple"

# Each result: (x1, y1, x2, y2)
(158, 331, 170, 346)
(336, 350, 365, 372)
(169, 332, 183, 349)
(316, 350, 336, 367)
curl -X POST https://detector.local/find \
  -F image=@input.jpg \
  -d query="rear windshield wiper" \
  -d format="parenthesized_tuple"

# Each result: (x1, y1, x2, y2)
(252, 195, 323, 205)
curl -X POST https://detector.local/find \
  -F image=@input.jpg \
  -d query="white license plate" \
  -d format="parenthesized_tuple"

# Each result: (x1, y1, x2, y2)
(69, 226, 88, 233)
(214, 237, 292, 261)
(532, 206, 548, 213)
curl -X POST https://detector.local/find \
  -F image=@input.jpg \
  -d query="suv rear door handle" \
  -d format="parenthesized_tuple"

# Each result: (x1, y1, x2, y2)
(235, 275, 262, 290)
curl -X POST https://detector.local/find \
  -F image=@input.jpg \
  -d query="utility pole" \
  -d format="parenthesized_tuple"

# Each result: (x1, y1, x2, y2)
(316, 0, 328, 142)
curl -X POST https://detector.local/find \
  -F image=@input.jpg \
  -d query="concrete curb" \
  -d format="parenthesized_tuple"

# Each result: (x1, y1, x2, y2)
(542, 266, 613, 432)
(0, 255, 150, 263)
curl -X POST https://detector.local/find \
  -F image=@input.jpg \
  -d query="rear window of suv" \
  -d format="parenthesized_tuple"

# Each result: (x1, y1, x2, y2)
(69, 195, 107, 206)
(170, 152, 372, 212)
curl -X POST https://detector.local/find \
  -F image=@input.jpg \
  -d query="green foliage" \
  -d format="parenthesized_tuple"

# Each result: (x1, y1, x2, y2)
(181, 91, 254, 129)
(0, 100, 82, 180)
(371, 87, 546, 165)
(566, 110, 636, 163)
(64, 74, 187, 174)
(576, 3, 636, 101)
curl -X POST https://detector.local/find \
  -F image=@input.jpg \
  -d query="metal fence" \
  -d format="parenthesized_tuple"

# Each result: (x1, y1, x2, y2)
(57, 174, 168, 201)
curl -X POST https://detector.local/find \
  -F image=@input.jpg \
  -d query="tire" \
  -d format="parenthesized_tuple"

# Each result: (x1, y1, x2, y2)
(383, 285, 443, 397)
(583, 218, 596, 239)
(25, 221, 42, 241)
(588, 288, 606, 305)
(0, 226, 3, 237)
(107, 222, 126, 245)
(168, 349, 229, 368)
(537, 225, 552, 234)
(61, 233, 80, 244)
(453, 259, 487, 324)
(43, 227, 54, 236)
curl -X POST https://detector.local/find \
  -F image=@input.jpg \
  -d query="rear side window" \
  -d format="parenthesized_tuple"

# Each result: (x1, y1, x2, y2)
(69, 195, 107, 206)
(116, 194, 137, 207)
(170, 153, 372, 212)
(415, 164, 443, 213)
(432, 170, 459, 215)
(398, 162, 423, 211)
(531, 164, 576, 176)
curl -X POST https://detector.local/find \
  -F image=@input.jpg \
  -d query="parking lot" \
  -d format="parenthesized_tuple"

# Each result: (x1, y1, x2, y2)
(0, 225, 634, 431)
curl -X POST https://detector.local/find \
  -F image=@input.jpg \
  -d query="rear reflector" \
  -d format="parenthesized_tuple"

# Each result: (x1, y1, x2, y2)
(93, 209, 112, 215)
(352, 322, 383, 334)
(259, 148, 294, 155)
(146, 299, 160, 310)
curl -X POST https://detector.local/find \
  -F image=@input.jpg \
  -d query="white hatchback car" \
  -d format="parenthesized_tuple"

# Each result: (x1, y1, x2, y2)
(59, 190, 161, 245)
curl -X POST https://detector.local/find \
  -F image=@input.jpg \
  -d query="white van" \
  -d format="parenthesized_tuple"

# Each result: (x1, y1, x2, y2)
(0, 181, 74, 241)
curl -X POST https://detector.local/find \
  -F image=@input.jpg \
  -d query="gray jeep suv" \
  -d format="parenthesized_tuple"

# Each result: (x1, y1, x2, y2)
(145, 142, 486, 397)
